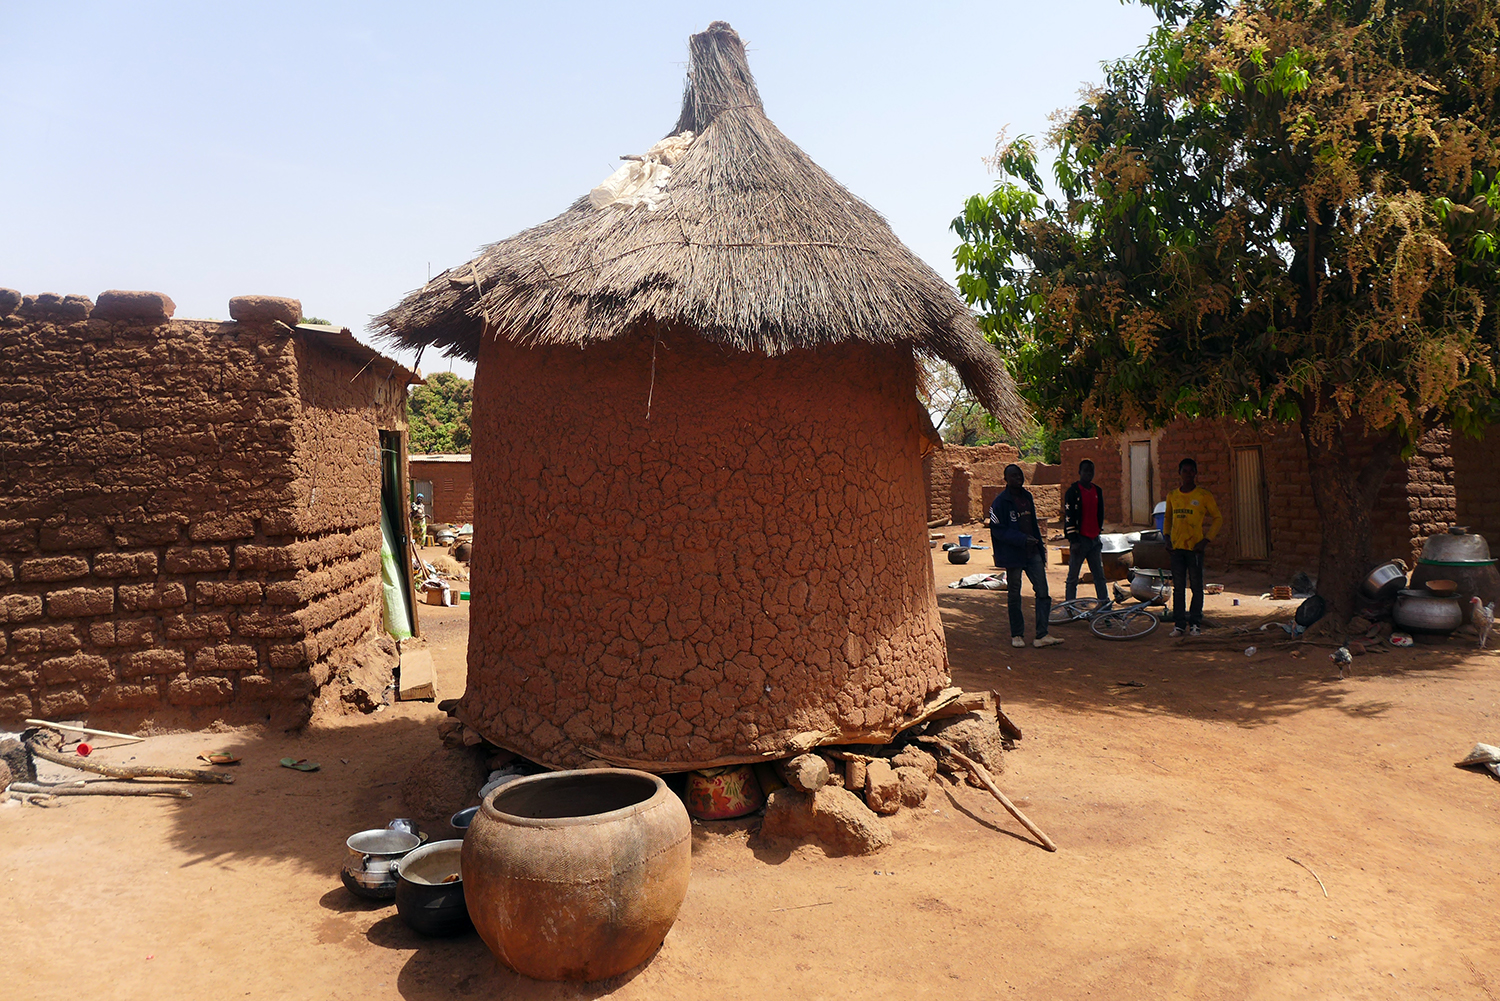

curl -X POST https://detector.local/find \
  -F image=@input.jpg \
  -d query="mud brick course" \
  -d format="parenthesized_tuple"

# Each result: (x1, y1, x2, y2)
(458, 331, 951, 769)
(0, 289, 410, 726)
(923, 443, 1020, 524)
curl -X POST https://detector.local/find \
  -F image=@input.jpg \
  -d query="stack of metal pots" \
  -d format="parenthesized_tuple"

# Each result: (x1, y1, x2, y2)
(1409, 526, 1500, 624)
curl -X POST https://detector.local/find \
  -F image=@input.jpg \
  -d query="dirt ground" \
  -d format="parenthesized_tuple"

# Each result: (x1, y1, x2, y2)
(5, 538, 1499, 1000)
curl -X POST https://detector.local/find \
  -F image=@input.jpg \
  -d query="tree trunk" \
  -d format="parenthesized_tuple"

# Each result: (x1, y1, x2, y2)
(1300, 416, 1403, 626)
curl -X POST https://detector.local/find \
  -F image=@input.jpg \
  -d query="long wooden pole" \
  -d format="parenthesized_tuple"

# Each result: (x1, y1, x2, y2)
(917, 736, 1057, 852)
(25, 719, 144, 742)
(26, 734, 232, 784)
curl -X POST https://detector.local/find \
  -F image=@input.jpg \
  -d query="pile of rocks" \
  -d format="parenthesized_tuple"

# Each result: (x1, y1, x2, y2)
(759, 710, 1009, 857)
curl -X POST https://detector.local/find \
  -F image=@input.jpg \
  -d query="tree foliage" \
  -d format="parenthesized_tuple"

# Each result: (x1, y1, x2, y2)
(407, 373, 473, 454)
(954, 0, 1499, 610)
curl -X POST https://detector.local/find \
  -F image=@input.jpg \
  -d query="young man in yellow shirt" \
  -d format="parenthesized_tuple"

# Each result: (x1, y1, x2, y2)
(1166, 457, 1222, 637)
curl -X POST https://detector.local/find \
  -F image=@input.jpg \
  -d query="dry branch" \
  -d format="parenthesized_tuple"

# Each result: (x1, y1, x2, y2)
(8, 781, 193, 799)
(917, 736, 1057, 852)
(26, 731, 232, 784)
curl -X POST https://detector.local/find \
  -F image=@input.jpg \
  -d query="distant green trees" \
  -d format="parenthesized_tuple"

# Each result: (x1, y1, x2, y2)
(408, 373, 473, 454)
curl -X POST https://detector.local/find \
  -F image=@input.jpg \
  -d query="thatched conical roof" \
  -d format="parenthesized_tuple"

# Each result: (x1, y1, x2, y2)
(373, 21, 1024, 427)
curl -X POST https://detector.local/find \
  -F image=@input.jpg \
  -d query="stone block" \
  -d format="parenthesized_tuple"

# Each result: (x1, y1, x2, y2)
(195, 581, 263, 606)
(194, 643, 258, 672)
(228, 295, 301, 327)
(864, 759, 901, 815)
(0, 559, 11, 584)
(267, 643, 307, 669)
(91, 289, 176, 323)
(46, 586, 115, 618)
(18, 556, 89, 582)
(40, 653, 113, 685)
(118, 582, 188, 611)
(777, 752, 830, 793)
(189, 515, 257, 542)
(274, 671, 316, 700)
(21, 293, 92, 321)
(2, 594, 43, 623)
(121, 648, 186, 678)
(895, 765, 930, 807)
(164, 613, 232, 639)
(112, 520, 182, 546)
(95, 681, 162, 709)
(168, 674, 233, 706)
(39, 524, 112, 551)
(0, 288, 20, 316)
(759, 786, 893, 856)
(93, 551, 159, 577)
(891, 745, 939, 779)
(164, 546, 231, 573)
(39, 690, 89, 717)
(36, 624, 81, 652)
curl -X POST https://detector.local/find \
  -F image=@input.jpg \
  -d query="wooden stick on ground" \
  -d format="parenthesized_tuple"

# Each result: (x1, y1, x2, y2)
(25, 732, 232, 784)
(24, 719, 145, 743)
(8, 781, 193, 799)
(916, 736, 1057, 852)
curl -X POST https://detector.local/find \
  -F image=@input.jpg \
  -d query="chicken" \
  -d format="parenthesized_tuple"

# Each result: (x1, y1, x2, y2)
(1330, 646, 1352, 679)
(1470, 596, 1495, 649)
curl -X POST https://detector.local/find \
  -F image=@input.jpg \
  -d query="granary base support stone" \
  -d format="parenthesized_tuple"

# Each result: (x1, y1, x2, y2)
(777, 753, 830, 793)
(929, 713, 1005, 787)
(891, 745, 938, 779)
(865, 759, 901, 815)
(759, 785, 893, 856)
(895, 765, 930, 807)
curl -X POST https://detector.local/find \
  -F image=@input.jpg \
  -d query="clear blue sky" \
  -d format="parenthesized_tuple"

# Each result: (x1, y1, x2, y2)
(0, 1, 1158, 378)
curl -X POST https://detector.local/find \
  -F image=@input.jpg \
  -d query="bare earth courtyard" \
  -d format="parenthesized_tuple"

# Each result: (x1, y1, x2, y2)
(5, 543, 1498, 1001)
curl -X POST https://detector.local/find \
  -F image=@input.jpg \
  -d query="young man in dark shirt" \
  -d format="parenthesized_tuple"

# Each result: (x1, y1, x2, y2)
(989, 464, 1063, 648)
(1062, 459, 1109, 604)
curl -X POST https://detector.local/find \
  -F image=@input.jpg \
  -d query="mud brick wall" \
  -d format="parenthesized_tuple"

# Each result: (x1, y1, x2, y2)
(924, 442, 1019, 523)
(0, 291, 404, 726)
(460, 329, 949, 770)
(1452, 432, 1500, 546)
(409, 459, 474, 525)
(1059, 437, 1122, 528)
(1153, 420, 1452, 573)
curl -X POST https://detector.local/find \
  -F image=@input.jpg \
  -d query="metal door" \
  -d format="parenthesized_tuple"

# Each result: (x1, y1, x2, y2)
(1129, 442, 1152, 525)
(1232, 446, 1269, 559)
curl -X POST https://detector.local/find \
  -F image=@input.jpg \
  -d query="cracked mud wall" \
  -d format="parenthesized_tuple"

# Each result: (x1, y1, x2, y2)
(459, 329, 950, 768)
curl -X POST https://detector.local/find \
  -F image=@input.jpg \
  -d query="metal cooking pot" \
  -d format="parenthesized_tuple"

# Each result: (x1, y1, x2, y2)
(1099, 533, 1134, 555)
(1392, 589, 1464, 635)
(1418, 526, 1493, 565)
(342, 828, 421, 900)
(394, 839, 471, 937)
(1360, 562, 1408, 601)
(1130, 569, 1170, 603)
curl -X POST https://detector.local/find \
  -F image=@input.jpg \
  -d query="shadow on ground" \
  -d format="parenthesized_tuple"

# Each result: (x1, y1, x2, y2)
(940, 578, 1485, 729)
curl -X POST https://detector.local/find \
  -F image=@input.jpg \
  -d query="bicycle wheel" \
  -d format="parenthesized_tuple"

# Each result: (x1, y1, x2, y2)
(1049, 598, 1109, 624)
(1090, 607, 1160, 640)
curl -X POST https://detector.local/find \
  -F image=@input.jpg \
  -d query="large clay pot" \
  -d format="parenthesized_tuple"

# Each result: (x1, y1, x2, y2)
(462, 768, 691, 982)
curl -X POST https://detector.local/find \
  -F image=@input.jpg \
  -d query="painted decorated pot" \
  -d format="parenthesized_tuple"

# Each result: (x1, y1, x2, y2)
(462, 768, 691, 981)
(684, 764, 764, 820)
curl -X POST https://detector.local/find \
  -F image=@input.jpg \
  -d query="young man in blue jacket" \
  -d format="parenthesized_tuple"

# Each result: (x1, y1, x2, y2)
(989, 464, 1063, 648)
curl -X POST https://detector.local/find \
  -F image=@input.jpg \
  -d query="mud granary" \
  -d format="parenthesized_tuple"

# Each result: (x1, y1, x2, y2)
(0, 289, 422, 728)
(375, 22, 1026, 770)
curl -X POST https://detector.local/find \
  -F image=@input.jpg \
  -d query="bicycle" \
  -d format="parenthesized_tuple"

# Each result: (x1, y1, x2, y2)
(1089, 605, 1161, 641)
(1048, 598, 1112, 624)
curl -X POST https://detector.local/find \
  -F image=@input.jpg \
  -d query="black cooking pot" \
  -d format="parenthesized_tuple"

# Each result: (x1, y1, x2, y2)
(393, 839, 471, 936)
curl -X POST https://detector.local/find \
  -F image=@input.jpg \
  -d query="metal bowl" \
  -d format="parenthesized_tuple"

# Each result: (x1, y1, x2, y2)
(1360, 561, 1407, 600)
(450, 806, 479, 831)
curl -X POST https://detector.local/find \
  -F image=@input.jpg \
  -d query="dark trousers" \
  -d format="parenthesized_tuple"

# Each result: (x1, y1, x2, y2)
(1170, 547, 1205, 627)
(1065, 535, 1109, 602)
(1007, 551, 1051, 639)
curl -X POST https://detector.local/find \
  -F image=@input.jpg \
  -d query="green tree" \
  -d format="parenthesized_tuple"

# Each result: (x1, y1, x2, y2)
(407, 373, 473, 454)
(954, 0, 1499, 617)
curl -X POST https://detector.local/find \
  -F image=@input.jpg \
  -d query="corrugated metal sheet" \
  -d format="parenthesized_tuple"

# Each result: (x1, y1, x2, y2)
(1233, 446, 1269, 560)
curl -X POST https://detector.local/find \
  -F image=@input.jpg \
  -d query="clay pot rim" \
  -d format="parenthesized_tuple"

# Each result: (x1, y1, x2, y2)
(479, 767, 669, 829)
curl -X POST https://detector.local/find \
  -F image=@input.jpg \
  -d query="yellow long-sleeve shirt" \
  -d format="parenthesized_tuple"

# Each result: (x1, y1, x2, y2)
(1166, 487, 1222, 551)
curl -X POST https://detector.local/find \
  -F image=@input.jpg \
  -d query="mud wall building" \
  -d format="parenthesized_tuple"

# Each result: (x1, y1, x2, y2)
(1062, 421, 1455, 571)
(409, 454, 473, 525)
(373, 23, 1027, 771)
(923, 443, 1020, 524)
(0, 289, 419, 728)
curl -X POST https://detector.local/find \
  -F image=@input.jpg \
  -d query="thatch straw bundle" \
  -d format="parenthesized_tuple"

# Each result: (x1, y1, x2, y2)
(373, 21, 1023, 428)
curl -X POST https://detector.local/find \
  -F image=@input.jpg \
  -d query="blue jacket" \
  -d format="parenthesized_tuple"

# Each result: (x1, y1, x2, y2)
(989, 487, 1044, 568)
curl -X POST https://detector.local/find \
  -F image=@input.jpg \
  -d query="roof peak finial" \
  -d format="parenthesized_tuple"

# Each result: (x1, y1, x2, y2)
(672, 21, 763, 135)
